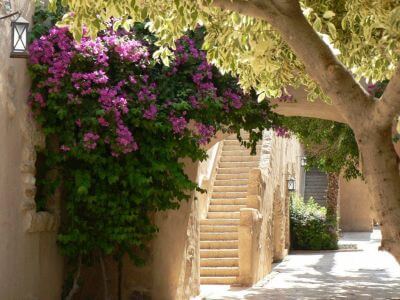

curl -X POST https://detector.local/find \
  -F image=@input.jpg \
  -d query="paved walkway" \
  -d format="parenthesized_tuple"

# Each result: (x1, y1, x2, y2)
(199, 229, 400, 299)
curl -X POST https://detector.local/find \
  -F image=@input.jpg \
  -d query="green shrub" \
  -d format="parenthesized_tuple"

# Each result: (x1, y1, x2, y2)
(290, 195, 338, 250)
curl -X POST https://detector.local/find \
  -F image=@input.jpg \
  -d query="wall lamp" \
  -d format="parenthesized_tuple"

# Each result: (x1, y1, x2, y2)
(1, 4, 29, 58)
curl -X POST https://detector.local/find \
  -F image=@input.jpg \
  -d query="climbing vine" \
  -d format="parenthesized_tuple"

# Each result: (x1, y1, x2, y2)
(28, 5, 278, 295)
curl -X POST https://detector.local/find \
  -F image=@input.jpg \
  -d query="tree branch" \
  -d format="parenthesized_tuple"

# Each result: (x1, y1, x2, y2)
(271, 86, 346, 123)
(379, 63, 400, 123)
(212, 0, 372, 126)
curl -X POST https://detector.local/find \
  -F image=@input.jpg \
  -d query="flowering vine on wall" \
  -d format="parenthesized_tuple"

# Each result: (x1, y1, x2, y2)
(28, 9, 279, 295)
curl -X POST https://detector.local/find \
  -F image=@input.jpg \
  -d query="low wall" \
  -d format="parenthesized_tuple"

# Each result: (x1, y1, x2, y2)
(339, 177, 373, 232)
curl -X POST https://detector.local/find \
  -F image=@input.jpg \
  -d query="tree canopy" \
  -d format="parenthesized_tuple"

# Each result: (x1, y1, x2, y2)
(53, 0, 400, 102)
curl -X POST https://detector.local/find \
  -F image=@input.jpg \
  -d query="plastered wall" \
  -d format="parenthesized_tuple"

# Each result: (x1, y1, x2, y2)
(247, 131, 303, 283)
(0, 1, 63, 299)
(339, 176, 374, 232)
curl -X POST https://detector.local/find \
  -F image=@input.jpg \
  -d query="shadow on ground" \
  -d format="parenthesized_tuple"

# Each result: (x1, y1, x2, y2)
(201, 229, 400, 300)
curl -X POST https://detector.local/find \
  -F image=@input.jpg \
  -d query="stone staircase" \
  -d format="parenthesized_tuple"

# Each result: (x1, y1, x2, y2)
(200, 135, 261, 285)
(304, 167, 328, 207)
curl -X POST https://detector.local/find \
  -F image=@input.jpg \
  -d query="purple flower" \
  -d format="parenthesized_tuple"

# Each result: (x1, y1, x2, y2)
(98, 117, 109, 127)
(169, 115, 187, 134)
(116, 123, 138, 153)
(195, 123, 215, 145)
(143, 104, 158, 120)
(33, 93, 46, 107)
(83, 132, 100, 150)
(224, 90, 243, 109)
(188, 96, 200, 109)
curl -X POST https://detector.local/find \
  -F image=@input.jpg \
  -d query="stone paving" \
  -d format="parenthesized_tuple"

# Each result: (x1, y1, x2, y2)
(199, 229, 400, 299)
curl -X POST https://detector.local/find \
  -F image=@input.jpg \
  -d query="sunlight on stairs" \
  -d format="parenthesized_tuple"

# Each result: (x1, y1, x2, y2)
(200, 134, 261, 285)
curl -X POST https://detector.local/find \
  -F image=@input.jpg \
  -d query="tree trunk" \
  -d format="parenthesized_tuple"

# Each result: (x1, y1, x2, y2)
(326, 173, 339, 222)
(355, 124, 400, 260)
(326, 173, 339, 245)
(212, 0, 400, 263)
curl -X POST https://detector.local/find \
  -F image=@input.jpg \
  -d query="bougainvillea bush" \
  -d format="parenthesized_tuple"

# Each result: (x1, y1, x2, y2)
(28, 20, 278, 274)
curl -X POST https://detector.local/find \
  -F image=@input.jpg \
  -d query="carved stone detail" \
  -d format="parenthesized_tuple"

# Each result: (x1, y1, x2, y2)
(19, 102, 59, 233)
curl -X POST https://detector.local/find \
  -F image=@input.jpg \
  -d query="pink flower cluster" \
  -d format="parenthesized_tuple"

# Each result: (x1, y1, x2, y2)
(72, 70, 109, 95)
(169, 115, 187, 134)
(273, 126, 291, 139)
(28, 26, 151, 155)
(195, 123, 215, 145)
(83, 132, 100, 150)
(29, 27, 74, 93)
(223, 89, 243, 110)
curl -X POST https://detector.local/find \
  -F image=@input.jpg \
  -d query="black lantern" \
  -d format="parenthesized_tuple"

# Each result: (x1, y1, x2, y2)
(10, 15, 29, 58)
(300, 156, 307, 167)
(287, 176, 296, 192)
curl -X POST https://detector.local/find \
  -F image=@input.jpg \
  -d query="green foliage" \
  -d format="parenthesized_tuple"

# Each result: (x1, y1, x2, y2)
(52, 0, 400, 101)
(290, 195, 338, 250)
(29, 5, 278, 273)
(281, 117, 360, 179)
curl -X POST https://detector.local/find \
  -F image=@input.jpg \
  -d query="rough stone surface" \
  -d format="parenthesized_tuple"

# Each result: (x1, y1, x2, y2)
(200, 229, 400, 299)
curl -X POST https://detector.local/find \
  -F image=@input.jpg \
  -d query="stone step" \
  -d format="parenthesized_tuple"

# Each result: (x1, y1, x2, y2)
(200, 267, 239, 276)
(200, 225, 238, 232)
(200, 276, 238, 285)
(200, 232, 238, 240)
(222, 144, 261, 151)
(200, 219, 240, 225)
(221, 149, 261, 156)
(214, 179, 249, 186)
(207, 211, 240, 219)
(200, 258, 239, 267)
(212, 185, 248, 193)
(200, 249, 238, 258)
(200, 240, 238, 249)
(216, 173, 249, 180)
(216, 167, 251, 174)
(220, 155, 260, 162)
(223, 140, 247, 145)
(208, 204, 246, 212)
(212, 191, 247, 199)
(224, 135, 250, 141)
(210, 198, 247, 205)
(219, 161, 259, 168)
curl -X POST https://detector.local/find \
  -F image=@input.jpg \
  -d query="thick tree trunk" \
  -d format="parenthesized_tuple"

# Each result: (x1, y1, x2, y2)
(355, 125, 400, 260)
(326, 173, 339, 223)
(212, 0, 400, 262)
(326, 173, 339, 244)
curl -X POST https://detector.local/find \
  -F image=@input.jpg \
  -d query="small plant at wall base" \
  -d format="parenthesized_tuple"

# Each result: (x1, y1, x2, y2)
(290, 195, 338, 250)
(28, 8, 279, 298)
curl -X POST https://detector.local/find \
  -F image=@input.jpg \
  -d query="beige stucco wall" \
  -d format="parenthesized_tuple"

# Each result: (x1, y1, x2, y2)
(239, 131, 304, 285)
(339, 176, 374, 232)
(0, 1, 64, 299)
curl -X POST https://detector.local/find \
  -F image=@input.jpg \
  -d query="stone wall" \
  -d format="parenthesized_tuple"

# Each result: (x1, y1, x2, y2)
(238, 130, 304, 285)
(339, 176, 374, 232)
(0, 1, 63, 299)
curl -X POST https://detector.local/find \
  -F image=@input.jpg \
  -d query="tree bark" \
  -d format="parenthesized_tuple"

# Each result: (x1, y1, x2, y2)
(326, 173, 339, 245)
(355, 126, 400, 260)
(212, 0, 400, 261)
(326, 173, 339, 222)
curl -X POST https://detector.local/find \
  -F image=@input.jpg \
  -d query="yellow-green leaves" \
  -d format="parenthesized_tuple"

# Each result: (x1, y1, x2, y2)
(323, 10, 336, 19)
(58, 0, 400, 102)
